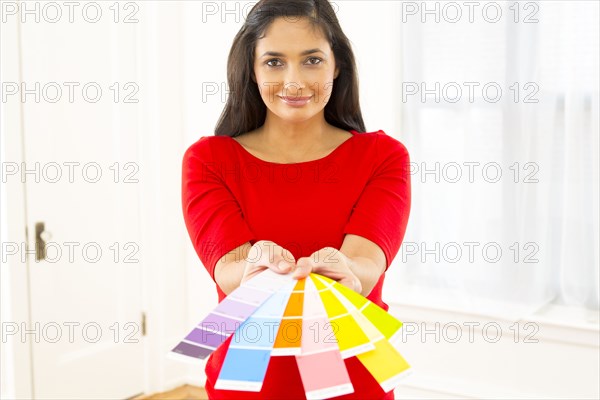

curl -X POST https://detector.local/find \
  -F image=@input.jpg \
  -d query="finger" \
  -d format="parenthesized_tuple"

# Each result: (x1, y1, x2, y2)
(262, 256, 292, 275)
(241, 265, 267, 284)
(311, 265, 362, 293)
(273, 247, 295, 273)
(273, 258, 293, 274)
(339, 276, 362, 293)
(292, 257, 313, 279)
(310, 265, 344, 280)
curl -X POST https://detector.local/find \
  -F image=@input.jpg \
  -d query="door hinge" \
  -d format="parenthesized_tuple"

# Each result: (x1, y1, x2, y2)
(141, 312, 147, 336)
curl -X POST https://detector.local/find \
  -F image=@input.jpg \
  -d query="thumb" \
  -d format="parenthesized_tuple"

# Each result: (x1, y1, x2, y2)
(292, 257, 313, 279)
(339, 275, 362, 294)
(275, 258, 293, 273)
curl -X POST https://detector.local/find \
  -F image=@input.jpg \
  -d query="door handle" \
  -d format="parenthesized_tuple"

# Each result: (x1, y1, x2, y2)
(35, 222, 51, 261)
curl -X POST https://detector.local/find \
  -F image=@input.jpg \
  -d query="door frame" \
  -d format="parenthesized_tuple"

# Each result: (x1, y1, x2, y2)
(1, 11, 34, 400)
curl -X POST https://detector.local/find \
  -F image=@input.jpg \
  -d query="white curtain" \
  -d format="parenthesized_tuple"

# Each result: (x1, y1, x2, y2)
(385, 1, 599, 318)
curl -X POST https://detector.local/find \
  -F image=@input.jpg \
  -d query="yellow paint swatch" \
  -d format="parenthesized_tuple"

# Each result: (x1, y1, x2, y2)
(356, 339, 412, 392)
(311, 275, 328, 290)
(310, 275, 374, 358)
(316, 275, 368, 309)
(315, 274, 403, 342)
(317, 290, 347, 317)
(314, 274, 412, 392)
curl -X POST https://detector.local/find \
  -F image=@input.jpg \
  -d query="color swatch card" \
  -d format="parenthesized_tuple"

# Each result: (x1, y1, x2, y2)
(170, 269, 412, 399)
(215, 279, 297, 391)
(169, 269, 290, 362)
(313, 275, 412, 391)
(295, 277, 354, 400)
(310, 274, 375, 358)
(315, 274, 404, 346)
(272, 278, 305, 356)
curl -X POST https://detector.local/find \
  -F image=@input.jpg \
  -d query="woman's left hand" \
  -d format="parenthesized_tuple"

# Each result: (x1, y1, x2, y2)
(292, 247, 362, 293)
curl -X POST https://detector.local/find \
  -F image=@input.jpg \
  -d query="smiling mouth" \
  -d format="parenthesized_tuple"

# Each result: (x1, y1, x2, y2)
(278, 95, 313, 106)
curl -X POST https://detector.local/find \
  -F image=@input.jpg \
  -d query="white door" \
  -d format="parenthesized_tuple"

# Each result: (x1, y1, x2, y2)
(13, 4, 145, 399)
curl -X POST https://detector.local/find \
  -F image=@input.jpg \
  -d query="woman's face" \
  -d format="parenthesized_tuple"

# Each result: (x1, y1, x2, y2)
(253, 17, 339, 124)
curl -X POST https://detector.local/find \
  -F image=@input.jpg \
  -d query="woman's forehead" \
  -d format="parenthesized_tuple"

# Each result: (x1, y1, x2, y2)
(262, 18, 326, 40)
(256, 19, 330, 54)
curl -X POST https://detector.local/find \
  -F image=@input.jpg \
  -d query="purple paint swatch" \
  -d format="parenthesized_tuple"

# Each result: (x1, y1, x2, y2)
(201, 313, 242, 334)
(171, 341, 213, 359)
(214, 298, 258, 320)
(170, 269, 292, 360)
(185, 328, 228, 348)
(228, 286, 273, 306)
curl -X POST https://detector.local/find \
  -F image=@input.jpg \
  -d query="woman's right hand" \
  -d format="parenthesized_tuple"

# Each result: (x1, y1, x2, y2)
(240, 240, 296, 285)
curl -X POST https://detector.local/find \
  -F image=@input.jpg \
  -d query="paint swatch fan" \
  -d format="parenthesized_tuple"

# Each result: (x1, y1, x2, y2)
(169, 269, 412, 399)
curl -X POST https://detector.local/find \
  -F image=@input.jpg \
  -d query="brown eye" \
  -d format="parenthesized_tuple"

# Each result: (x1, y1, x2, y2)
(307, 57, 323, 65)
(266, 59, 283, 67)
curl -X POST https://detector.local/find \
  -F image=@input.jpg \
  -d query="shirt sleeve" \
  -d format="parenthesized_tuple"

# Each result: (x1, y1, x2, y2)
(181, 136, 256, 282)
(342, 133, 411, 271)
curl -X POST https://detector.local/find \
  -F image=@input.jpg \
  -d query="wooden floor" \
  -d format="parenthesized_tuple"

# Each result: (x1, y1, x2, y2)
(133, 384, 208, 400)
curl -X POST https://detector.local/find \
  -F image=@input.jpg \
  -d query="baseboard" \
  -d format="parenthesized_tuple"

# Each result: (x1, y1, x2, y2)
(132, 384, 207, 400)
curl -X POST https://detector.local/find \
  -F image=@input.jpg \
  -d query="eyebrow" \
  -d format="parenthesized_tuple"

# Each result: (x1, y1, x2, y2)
(260, 48, 324, 58)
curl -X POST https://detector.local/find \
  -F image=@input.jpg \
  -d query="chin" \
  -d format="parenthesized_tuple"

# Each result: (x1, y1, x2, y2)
(278, 112, 318, 123)
(267, 107, 311, 119)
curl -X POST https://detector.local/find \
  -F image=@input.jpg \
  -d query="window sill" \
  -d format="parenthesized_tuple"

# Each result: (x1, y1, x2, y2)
(386, 285, 599, 347)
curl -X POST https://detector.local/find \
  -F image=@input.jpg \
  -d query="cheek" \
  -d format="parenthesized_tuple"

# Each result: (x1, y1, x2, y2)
(253, 68, 268, 93)
(314, 74, 335, 105)
(255, 77, 279, 103)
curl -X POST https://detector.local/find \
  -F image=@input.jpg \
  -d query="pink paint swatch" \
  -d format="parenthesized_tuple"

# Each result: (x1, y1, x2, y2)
(295, 278, 353, 399)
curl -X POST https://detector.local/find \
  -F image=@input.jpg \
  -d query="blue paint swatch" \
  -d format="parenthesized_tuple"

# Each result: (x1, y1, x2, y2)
(214, 281, 295, 391)
(217, 348, 272, 383)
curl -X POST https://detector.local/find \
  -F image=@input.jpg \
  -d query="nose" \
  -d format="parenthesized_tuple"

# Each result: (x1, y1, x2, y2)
(282, 66, 306, 96)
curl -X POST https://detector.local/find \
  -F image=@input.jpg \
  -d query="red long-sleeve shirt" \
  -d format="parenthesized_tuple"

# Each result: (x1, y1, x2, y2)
(181, 129, 411, 400)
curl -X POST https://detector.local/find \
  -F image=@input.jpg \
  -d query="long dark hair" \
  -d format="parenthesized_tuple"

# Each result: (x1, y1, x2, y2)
(214, 0, 366, 137)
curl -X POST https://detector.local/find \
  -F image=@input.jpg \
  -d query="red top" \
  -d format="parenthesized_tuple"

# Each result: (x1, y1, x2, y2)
(181, 129, 411, 400)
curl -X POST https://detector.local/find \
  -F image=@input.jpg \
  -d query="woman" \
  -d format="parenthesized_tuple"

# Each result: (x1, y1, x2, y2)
(181, 0, 411, 398)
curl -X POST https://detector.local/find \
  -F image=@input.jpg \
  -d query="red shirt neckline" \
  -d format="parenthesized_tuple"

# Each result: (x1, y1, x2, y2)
(227, 129, 358, 166)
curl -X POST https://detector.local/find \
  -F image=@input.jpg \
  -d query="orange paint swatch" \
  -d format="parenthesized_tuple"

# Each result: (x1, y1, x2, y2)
(272, 278, 305, 355)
